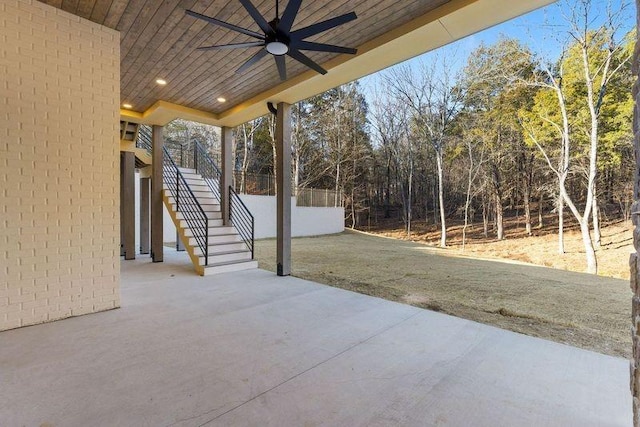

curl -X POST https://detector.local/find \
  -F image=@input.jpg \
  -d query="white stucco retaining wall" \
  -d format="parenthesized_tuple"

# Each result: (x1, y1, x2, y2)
(239, 195, 345, 239)
(160, 194, 344, 241)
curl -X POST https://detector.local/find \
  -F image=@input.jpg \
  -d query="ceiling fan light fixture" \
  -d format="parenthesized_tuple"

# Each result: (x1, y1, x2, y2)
(186, 0, 358, 81)
(266, 41, 289, 56)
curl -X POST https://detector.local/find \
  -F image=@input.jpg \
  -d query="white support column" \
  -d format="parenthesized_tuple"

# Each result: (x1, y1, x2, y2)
(276, 102, 292, 276)
(221, 126, 233, 225)
(151, 125, 164, 263)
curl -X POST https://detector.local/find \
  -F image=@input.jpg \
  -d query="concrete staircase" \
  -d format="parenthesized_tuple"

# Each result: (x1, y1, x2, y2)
(163, 167, 258, 276)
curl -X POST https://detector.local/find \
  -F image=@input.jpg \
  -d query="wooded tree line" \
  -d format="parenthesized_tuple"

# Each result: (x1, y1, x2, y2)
(165, 0, 633, 274)
(367, 0, 634, 275)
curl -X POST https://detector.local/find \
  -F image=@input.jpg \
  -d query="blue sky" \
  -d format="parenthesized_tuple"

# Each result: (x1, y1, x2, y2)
(360, 0, 635, 92)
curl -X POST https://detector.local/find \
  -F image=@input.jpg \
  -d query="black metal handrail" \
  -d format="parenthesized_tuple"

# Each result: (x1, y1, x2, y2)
(136, 125, 152, 152)
(194, 141, 222, 202)
(164, 140, 185, 167)
(229, 186, 254, 259)
(163, 146, 209, 265)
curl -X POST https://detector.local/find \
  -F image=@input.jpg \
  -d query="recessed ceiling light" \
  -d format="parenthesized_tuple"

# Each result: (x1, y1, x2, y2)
(122, 103, 133, 109)
(217, 97, 226, 103)
(156, 78, 167, 85)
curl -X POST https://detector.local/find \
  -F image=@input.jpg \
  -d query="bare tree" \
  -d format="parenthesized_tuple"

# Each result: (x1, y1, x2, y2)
(521, 0, 632, 274)
(386, 57, 463, 247)
(369, 81, 411, 232)
(460, 122, 487, 250)
(235, 118, 263, 193)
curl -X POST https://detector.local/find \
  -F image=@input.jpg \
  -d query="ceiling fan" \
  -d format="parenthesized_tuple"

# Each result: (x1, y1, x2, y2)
(186, 0, 358, 81)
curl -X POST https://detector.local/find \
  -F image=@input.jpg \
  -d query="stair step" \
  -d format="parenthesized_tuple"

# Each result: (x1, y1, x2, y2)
(184, 227, 238, 239)
(187, 234, 241, 245)
(193, 241, 249, 255)
(178, 218, 224, 228)
(202, 259, 258, 276)
(178, 167, 196, 173)
(190, 191, 218, 198)
(198, 250, 252, 266)
(179, 172, 204, 180)
(166, 196, 220, 210)
(164, 176, 206, 186)
(175, 211, 222, 220)
(183, 178, 205, 186)
(167, 182, 208, 189)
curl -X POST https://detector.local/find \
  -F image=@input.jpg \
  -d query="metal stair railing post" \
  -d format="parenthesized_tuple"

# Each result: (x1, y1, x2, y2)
(205, 216, 208, 262)
(194, 143, 198, 174)
(228, 185, 254, 259)
(192, 141, 222, 202)
(136, 125, 153, 152)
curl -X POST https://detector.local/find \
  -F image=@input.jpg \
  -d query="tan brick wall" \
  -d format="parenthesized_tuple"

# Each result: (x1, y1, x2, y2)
(0, 0, 120, 330)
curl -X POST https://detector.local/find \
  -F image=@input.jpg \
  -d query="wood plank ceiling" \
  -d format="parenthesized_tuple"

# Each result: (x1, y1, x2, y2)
(38, 0, 450, 114)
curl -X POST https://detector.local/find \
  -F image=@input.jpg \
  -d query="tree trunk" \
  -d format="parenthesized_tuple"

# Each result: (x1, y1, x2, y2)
(561, 182, 598, 273)
(433, 178, 438, 225)
(351, 188, 357, 229)
(272, 143, 277, 193)
(335, 161, 340, 207)
(579, 39, 602, 273)
(592, 194, 601, 249)
(524, 154, 533, 236)
(538, 192, 543, 229)
(241, 124, 250, 194)
(579, 219, 598, 274)
(408, 157, 413, 237)
(436, 150, 446, 247)
(495, 192, 504, 240)
(558, 192, 564, 254)
(384, 156, 391, 218)
(462, 164, 473, 251)
(524, 186, 532, 236)
(482, 192, 489, 237)
(268, 116, 278, 195)
(492, 163, 504, 240)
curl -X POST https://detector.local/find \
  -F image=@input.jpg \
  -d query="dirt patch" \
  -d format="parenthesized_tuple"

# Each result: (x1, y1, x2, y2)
(255, 230, 631, 358)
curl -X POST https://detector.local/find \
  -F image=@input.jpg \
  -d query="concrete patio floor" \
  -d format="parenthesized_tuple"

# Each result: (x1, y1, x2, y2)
(0, 249, 631, 427)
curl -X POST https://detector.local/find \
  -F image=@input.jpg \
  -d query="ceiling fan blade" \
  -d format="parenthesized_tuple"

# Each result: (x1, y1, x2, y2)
(279, 0, 303, 32)
(197, 41, 265, 50)
(291, 12, 357, 40)
(238, 0, 274, 35)
(275, 55, 287, 81)
(287, 49, 327, 75)
(186, 10, 264, 39)
(237, 49, 269, 74)
(293, 41, 357, 55)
